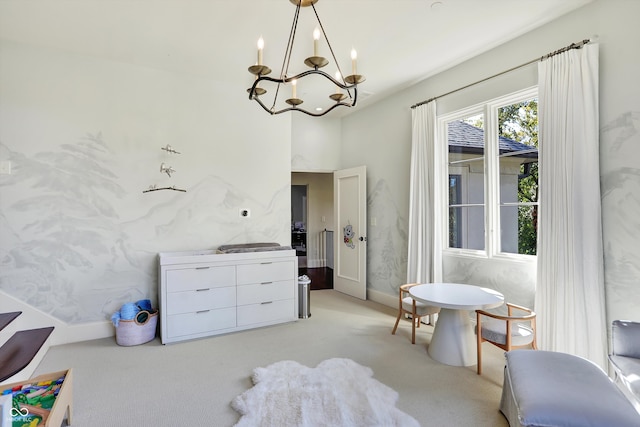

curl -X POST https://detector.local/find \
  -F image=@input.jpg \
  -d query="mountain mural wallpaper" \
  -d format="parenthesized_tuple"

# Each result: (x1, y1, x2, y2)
(0, 132, 290, 324)
(600, 111, 640, 319)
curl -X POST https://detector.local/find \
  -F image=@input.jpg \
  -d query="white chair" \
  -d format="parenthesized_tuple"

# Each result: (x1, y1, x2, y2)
(476, 302, 537, 375)
(391, 283, 440, 344)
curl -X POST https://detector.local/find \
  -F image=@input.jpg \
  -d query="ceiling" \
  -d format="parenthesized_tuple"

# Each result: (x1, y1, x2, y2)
(0, 0, 594, 116)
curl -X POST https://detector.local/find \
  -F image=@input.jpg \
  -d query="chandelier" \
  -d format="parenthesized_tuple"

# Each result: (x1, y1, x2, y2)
(247, 0, 365, 117)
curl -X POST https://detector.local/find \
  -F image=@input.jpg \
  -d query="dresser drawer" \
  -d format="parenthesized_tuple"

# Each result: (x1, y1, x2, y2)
(236, 261, 294, 285)
(167, 286, 236, 315)
(166, 265, 235, 292)
(237, 299, 294, 326)
(237, 280, 294, 306)
(166, 307, 236, 338)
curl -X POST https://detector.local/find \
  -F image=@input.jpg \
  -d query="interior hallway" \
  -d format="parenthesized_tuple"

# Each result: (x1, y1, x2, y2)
(299, 267, 333, 290)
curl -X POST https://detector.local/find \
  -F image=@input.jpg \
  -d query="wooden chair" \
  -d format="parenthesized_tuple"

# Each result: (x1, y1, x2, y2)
(391, 283, 440, 344)
(476, 303, 537, 375)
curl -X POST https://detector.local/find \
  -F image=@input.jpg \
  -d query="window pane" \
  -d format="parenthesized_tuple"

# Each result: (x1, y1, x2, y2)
(500, 205, 537, 255)
(497, 99, 538, 255)
(449, 206, 485, 250)
(449, 175, 462, 248)
(447, 116, 485, 251)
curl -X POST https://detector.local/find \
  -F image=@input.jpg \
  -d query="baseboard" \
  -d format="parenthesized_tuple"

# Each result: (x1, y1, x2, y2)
(366, 288, 396, 310)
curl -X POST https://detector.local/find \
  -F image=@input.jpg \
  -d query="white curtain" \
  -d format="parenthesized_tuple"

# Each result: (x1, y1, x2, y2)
(535, 43, 607, 368)
(407, 101, 443, 284)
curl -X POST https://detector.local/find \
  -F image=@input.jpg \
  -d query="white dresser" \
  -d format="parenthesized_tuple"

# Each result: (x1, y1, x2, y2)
(158, 249, 298, 344)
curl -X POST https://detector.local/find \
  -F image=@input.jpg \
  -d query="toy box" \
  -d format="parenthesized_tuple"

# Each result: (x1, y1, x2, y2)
(0, 369, 72, 427)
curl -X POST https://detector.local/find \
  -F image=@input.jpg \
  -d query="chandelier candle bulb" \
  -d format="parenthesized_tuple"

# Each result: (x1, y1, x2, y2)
(335, 71, 341, 94)
(351, 49, 357, 75)
(313, 28, 320, 56)
(292, 79, 297, 98)
(257, 37, 264, 66)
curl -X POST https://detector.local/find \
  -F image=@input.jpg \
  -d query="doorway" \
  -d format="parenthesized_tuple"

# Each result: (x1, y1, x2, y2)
(291, 184, 308, 267)
(291, 173, 334, 290)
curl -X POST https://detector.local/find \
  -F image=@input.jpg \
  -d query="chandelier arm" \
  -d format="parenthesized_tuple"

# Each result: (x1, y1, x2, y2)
(249, 69, 359, 113)
(250, 69, 358, 116)
(254, 69, 357, 89)
(253, 94, 278, 116)
(270, 99, 355, 117)
(270, 84, 281, 113)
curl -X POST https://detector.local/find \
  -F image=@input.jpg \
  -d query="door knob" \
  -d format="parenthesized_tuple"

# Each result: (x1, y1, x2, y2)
(359, 236, 367, 242)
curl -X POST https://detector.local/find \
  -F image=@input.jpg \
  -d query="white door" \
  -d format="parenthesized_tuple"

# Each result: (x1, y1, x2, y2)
(334, 166, 367, 300)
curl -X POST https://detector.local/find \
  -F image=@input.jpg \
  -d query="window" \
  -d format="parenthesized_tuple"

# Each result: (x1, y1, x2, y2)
(440, 87, 538, 257)
(447, 113, 486, 251)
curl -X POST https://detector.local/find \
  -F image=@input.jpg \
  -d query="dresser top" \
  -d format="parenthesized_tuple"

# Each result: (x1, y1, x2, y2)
(158, 248, 296, 266)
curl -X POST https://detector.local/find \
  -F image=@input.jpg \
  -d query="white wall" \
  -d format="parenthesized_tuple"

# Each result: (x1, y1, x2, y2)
(0, 40, 292, 324)
(291, 114, 341, 172)
(341, 0, 640, 324)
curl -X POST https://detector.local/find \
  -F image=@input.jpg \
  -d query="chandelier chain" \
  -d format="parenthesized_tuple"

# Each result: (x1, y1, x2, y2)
(282, 3, 301, 81)
(311, 4, 353, 102)
(270, 3, 302, 111)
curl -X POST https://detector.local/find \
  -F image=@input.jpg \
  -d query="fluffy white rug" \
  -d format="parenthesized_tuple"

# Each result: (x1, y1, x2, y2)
(231, 358, 420, 427)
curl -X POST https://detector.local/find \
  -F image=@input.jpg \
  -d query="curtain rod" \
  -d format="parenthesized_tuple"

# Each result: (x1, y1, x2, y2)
(410, 38, 591, 109)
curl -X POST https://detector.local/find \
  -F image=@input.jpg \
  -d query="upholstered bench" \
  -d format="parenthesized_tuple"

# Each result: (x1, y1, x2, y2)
(500, 350, 640, 427)
(610, 320, 640, 405)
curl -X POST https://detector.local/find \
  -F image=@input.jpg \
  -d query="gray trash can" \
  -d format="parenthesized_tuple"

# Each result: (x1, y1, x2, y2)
(298, 275, 311, 319)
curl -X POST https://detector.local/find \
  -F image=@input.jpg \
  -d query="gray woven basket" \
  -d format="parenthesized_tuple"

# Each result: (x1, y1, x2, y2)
(115, 310, 158, 346)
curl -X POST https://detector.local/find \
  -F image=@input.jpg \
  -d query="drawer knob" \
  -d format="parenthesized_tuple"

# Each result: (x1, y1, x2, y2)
(261, 301, 273, 305)
(261, 282, 273, 285)
(195, 266, 210, 270)
(196, 310, 211, 314)
(196, 288, 210, 292)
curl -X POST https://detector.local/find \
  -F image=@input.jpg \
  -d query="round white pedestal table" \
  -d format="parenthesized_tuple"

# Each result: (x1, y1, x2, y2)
(409, 283, 504, 367)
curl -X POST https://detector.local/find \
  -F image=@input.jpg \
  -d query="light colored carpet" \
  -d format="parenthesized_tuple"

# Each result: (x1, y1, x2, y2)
(33, 289, 509, 426)
(232, 358, 420, 427)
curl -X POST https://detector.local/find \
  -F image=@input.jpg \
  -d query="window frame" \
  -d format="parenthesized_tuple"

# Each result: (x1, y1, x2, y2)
(448, 167, 469, 249)
(438, 86, 538, 261)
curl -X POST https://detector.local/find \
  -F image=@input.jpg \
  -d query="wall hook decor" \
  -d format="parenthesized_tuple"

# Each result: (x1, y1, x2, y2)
(161, 144, 181, 154)
(143, 145, 186, 193)
(160, 162, 175, 177)
(143, 184, 186, 193)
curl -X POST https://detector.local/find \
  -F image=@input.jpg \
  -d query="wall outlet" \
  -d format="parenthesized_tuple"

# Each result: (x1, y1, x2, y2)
(239, 208, 250, 218)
